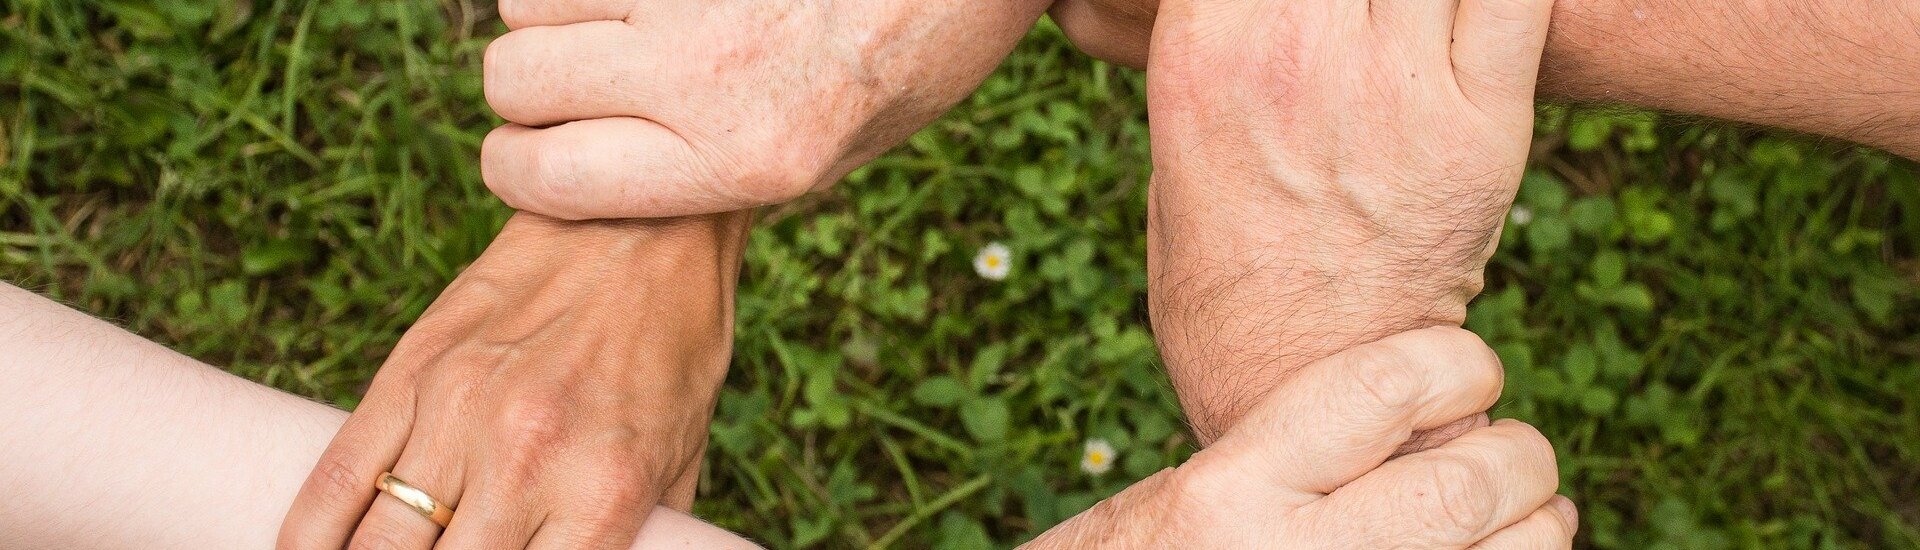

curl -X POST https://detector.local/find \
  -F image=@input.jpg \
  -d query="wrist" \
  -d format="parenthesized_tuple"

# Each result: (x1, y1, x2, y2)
(1147, 184, 1480, 443)
(466, 212, 753, 385)
(1150, 268, 1470, 443)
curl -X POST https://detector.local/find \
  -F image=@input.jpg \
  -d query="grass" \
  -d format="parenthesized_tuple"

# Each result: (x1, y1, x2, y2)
(2, 2, 1917, 548)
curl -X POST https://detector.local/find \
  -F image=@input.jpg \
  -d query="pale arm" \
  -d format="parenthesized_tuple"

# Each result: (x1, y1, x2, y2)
(0, 282, 759, 549)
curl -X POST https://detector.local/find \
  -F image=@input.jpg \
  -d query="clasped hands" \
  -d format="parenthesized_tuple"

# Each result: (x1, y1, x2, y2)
(278, 0, 1572, 547)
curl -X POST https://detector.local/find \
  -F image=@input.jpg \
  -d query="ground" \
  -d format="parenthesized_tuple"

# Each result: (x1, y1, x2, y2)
(1, 2, 1916, 548)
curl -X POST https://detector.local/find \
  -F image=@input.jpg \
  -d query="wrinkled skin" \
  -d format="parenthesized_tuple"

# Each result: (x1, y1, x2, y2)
(279, 213, 749, 550)
(1144, 0, 1556, 443)
(1026, 328, 1578, 548)
(480, 0, 1052, 219)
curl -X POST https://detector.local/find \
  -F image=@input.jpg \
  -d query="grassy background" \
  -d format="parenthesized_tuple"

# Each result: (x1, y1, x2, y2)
(3, 1, 1918, 548)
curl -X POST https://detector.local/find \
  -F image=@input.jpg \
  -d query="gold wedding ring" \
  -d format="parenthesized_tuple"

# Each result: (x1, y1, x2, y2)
(376, 472, 455, 527)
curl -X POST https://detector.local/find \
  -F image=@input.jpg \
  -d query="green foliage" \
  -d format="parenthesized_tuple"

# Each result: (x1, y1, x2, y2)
(3, 3, 1917, 548)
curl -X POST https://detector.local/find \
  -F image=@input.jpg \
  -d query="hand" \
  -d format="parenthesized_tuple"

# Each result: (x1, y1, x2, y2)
(1049, 0, 1159, 69)
(1027, 328, 1577, 549)
(1143, 0, 1555, 441)
(479, 0, 1050, 220)
(278, 212, 750, 549)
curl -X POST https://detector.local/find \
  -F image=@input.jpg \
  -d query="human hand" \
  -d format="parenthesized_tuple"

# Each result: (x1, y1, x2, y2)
(478, 0, 1050, 220)
(1143, 0, 1554, 441)
(1027, 327, 1576, 548)
(1048, 0, 1160, 69)
(278, 212, 750, 549)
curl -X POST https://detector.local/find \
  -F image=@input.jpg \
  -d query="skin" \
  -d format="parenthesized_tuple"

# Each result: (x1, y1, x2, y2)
(477, 0, 1920, 453)
(1053, 0, 1920, 446)
(1024, 328, 1576, 548)
(0, 282, 760, 550)
(478, 0, 1054, 219)
(280, 213, 751, 550)
(1142, 0, 1555, 444)
(1050, 0, 1920, 160)
(287, 2, 1057, 546)
(330, 0, 1917, 544)
(0, 280, 1568, 548)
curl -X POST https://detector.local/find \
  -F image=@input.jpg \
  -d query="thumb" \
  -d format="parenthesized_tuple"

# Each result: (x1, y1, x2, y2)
(481, 118, 785, 220)
(1204, 326, 1506, 495)
(1450, 0, 1555, 113)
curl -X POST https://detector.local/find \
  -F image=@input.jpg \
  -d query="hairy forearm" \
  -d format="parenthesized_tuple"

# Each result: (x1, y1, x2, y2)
(1542, 0, 1920, 158)
(1064, 0, 1920, 157)
(1150, 0, 1919, 444)
(1146, 200, 1483, 444)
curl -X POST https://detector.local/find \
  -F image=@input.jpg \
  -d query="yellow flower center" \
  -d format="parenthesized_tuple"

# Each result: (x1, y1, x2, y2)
(1087, 451, 1107, 464)
(985, 256, 1002, 268)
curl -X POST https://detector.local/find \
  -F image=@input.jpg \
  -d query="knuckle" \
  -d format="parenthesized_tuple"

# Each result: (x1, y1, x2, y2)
(1343, 344, 1426, 413)
(520, 137, 591, 213)
(589, 463, 651, 505)
(1477, 0, 1537, 26)
(481, 35, 518, 107)
(1502, 422, 1560, 482)
(346, 523, 416, 550)
(1410, 458, 1497, 539)
(496, 395, 570, 450)
(308, 453, 373, 505)
(1397, 326, 1505, 398)
(730, 134, 834, 204)
(736, 155, 818, 205)
(480, 33, 545, 125)
(1160, 451, 1236, 508)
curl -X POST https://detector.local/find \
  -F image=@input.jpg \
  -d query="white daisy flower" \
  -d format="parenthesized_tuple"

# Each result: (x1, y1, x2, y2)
(974, 242, 1012, 281)
(1081, 438, 1117, 476)
(1509, 205, 1535, 226)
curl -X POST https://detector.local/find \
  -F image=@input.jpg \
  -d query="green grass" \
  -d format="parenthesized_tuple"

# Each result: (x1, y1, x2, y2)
(2, 2, 1916, 548)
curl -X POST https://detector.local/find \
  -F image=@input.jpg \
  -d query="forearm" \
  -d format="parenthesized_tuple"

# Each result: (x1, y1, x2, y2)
(1147, 196, 1481, 444)
(0, 283, 756, 549)
(1542, 0, 1920, 158)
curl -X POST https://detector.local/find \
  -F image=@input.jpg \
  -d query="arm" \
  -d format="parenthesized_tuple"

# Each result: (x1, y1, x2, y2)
(1052, 0, 1920, 160)
(0, 282, 757, 549)
(1056, 0, 1920, 443)
(1141, 0, 1552, 445)
(1539, 0, 1920, 159)
(279, 212, 752, 548)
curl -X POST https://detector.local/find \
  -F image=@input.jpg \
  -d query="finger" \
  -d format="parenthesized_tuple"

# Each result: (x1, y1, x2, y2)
(347, 438, 467, 550)
(1371, 0, 1458, 46)
(482, 120, 777, 220)
(433, 475, 542, 550)
(1202, 326, 1505, 495)
(659, 443, 706, 511)
(497, 0, 634, 30)
(1312, 420, 1562, 547)
(484, 22, 666, 128)
(1450, 0, 1555, 110)
(527, 513, 648, 550)
(279, 388, 415, 549)
(522, 456, 662, 550)
(1469, 496, 1579, 549)
(1394, 412, 1490, 458)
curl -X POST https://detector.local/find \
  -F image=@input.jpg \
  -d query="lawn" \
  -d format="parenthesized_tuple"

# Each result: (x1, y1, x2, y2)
(2, 1, 1917, 548)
